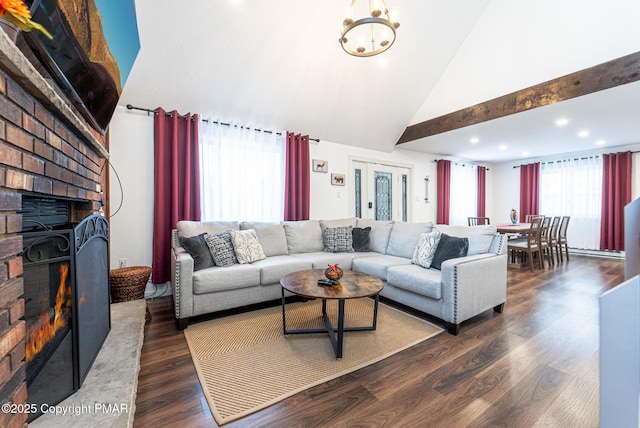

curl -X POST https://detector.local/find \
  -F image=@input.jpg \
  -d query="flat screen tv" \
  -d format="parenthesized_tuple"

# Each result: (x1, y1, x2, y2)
(23, 0, 140, 134)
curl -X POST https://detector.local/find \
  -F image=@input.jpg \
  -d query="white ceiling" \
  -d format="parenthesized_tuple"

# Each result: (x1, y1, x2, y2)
(119, 0, 640, 163)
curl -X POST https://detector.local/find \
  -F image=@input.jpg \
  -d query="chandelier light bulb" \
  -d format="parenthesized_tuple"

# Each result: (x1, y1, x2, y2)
(344, 7, 353, 26)
(371, 0, 382, 17)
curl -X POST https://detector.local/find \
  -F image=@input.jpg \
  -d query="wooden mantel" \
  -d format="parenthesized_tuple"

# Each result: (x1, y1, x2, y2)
(396, 51, 640, 145)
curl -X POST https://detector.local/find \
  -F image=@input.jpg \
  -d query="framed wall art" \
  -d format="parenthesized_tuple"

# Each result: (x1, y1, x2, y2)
(312, 159, 328, 173)
(331, 173, 345, 186)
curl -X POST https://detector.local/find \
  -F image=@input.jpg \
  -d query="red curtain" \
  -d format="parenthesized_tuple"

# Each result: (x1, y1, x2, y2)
(600, 151, 632, 251)
(477, 166, 486, 217)
(284, 132, 310, 221)
(152, 108, 201, 284)
(436, 160, 451, 224)
(519, 162, 540, 222)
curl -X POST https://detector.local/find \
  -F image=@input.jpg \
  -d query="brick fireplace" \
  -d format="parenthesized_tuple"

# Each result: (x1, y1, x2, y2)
(0, 31, 108, 427)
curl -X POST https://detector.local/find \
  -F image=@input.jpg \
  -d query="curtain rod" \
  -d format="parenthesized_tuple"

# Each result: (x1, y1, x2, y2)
(512, 151, 639, 168)
(433, 159, 490, 171)
(125, 104, 320, 142)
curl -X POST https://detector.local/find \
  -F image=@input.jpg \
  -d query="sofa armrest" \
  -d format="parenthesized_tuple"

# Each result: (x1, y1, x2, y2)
(440, 253, 507, 325)
(171, 245, 195, 320)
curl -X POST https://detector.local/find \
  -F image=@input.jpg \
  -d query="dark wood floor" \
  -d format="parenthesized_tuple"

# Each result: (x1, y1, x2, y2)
(134, 255, 624, 427)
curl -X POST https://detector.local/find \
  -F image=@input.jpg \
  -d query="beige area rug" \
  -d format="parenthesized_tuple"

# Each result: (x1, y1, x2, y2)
(184, 298, 443, 425)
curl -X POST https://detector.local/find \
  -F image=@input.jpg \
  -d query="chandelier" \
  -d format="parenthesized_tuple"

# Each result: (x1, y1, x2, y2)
(339, 0, 400, 57)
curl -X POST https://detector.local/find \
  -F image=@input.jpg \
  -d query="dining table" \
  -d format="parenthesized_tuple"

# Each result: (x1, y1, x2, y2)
(495, 223, 532, 234)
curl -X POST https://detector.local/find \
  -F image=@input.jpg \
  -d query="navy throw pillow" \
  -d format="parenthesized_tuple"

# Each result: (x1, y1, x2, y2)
(180, 233, 215, 271)
(431, 233, 469, 270)
(352, 227, 371, 252)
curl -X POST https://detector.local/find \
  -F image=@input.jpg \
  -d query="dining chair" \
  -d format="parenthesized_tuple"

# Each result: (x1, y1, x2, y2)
(557, 216, 571, 262)
(548, 216, 561, 263)
(539, 216, 554, 266)
(468, 217, 490, 226)
(507, 217, 544, 271)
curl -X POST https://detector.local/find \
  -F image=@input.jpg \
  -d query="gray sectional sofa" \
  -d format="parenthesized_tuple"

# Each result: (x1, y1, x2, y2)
(170, 218, 508, 334)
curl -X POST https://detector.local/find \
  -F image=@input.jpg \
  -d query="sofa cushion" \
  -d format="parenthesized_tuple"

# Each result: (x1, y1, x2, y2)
(352, 254, 412, 280)
(386, 222, 434, 258)
(412, 230, 442, 269)
(319, 218, 358, 230)
(192, 264, 261, 294)
(435, 225, 497, 256)
(289, 252, 359, 269)
(352, 227, 371, 252)
(283, 220, 324, 253)
(356, 219, 394, 254)
(323, 226, 354, 253)
(180, 233, 215, 271)
(230, 229, 266, 264)
(387, 264, 442, 300)
(177, 220, 239, 239)
(204, 231, 237, 267)
(251, 255, 312, 285)
(431, 234, 469, 270)
(240, 221, 288, 256)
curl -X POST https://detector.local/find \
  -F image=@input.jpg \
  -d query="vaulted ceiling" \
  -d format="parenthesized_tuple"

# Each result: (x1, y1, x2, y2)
(119, 0, 640, 163)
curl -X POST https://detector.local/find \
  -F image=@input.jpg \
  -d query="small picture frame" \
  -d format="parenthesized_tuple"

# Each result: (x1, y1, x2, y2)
(312, 159, 328, 173)
(331, 173, 345, 186)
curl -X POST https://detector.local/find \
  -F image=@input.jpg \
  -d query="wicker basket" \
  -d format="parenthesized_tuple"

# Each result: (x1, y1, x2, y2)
(109, 266, 152, 303)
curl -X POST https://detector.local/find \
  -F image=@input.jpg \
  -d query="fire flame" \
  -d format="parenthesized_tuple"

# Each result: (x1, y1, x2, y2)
(26, 263, 71, 363)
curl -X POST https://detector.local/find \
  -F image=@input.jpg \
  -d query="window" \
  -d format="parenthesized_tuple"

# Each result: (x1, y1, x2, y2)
(449, 163, 478, 226)
(540, 157, 602, 250)
(199, 121, 286, 222)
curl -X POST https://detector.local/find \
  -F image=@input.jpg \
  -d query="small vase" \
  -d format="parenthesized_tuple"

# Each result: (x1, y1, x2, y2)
(510, 209, 518, 224)
(324, 264, 343, 281)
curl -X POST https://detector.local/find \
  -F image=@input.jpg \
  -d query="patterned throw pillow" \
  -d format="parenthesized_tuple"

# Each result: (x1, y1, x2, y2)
(180, 233, 216, 271)
(229, 229, 266, 264)
(204, 231, 238, 267)
(412, 230, 442, 269)
(323, 226, 354, 253)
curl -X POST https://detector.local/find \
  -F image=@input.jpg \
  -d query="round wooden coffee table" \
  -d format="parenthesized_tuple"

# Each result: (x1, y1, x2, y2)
(280, 269, 383, 359)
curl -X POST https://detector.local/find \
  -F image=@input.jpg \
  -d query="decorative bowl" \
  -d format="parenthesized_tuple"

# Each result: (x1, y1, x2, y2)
(324, 263, 343, 281)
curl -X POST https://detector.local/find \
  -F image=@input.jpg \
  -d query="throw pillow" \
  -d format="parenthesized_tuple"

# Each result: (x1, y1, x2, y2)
(352, 227, 371, 252)
(204, 231, 237, 267)
(180, 233, 215, 271)
(412, 230, 442, 269)
(230, 229, 266, 264)
(323, 226, 354, 253)
(431, 234, 469, 270)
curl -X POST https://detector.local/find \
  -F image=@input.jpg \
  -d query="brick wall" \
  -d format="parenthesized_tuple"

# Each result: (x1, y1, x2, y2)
(0, 59, 107, 425)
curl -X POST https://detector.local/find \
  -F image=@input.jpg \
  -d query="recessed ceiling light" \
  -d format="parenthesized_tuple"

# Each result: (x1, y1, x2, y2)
(522, 151, 529, 156)
(596, 140, 606, 146)
(555, 118, 569, 127)
(378, 57, 388, 68)
(578, 130, 589, 137)
(499, 145, 507, 151)
(470, 137, 479, 144)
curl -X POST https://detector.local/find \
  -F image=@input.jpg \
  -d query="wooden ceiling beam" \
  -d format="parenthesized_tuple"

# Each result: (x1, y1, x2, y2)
(396, 51, 640, 145)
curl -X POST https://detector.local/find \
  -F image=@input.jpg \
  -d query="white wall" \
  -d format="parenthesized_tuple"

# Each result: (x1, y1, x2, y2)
(108, 106, 154, 270)
(309, 140, 438, 222)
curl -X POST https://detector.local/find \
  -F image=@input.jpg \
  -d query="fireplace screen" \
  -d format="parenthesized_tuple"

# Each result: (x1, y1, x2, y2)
(21, 214, 110, 422)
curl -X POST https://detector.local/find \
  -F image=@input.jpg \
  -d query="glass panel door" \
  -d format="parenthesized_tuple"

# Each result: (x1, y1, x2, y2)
(374, 171, 393, 220)
(353, 161, 411, 221)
